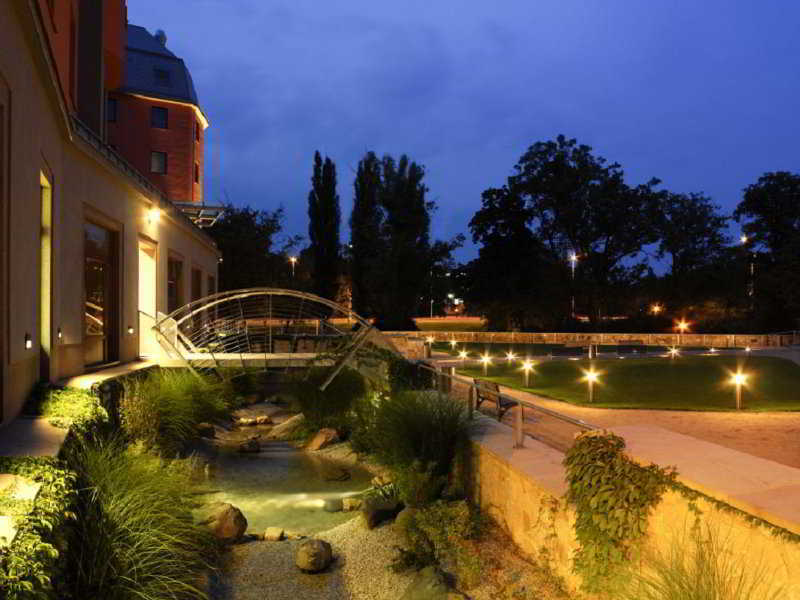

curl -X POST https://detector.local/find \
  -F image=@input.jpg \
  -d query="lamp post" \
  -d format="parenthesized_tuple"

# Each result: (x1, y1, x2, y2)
(480, 353, 492, 376)
(675, 319, 689, 346)
(650, 303, 663, 316)
(521, 360, 534, 387)
(730, 371, 748, 410)
(741, 235, 755, 311)
(583, 369, 599, 403)
(289, 256, 297, 278)
(569, 252, 579, 319)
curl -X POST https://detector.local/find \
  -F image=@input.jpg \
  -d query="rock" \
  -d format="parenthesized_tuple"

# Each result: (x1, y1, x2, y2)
(306, 428, 340, 451)
(263, 527, 284, 541)
(322, 467, 350, 482)
(238, 438, 260, 453)
(255, 415, 273, 425)
(371, 474, 392, 487)
(237, 417, 257, 427)
(196, 423, 216, 438)
(266, 414, 306, 440)
(204, 503, 247, 544)
(295, 539, 333, 573)
(342, 497, 362, 512)
(361, 496, 403, 529)
(284, 530, 306, 540)
(399, 566, 452, 600)
(323, 498, 343, 513)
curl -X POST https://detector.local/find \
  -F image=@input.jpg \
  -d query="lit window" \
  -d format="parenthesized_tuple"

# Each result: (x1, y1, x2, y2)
(150, 151, 167, 174)
(194, 162, 200, 183)
(151, 106, 168, 129)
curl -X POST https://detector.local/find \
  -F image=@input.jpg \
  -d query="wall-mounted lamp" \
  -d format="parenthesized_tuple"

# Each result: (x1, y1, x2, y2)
(57, 328, 63, 340)
(148, 207, 161, 224)
(25, 333, 32, 349)
(218, 257, 224, 263)
(127, 326, 135, 335)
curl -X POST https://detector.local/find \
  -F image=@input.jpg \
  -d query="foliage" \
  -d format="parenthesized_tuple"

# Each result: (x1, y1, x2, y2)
(392, 460, 447, 508)
(0, 457, 77, 600)
(393, 500, 484, 589)
(369, 390, 471, 477)
(24, 386, 106, 430)
(387, 357, 436, 392)
(621, 522, 784, 600)
(63, 437, 216, 600)
(564, 430, 675, 593)
(349, 151, 462, 329)
(293, 366, 368, 430)
(207, 203, 300, 291)
(347, 392, 382, 454)
(307, 151, 341, 301)
(121, 369, 233, 455)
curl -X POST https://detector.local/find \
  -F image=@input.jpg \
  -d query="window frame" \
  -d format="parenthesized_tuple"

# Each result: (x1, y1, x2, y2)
(150, 151, 167, 174)
(150, 106, 168, 129)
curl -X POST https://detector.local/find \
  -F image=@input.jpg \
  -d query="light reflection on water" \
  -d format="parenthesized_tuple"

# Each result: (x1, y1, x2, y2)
(204, 441, 372, 534)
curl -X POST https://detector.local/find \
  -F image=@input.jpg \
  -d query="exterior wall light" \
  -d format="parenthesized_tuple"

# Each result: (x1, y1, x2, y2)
(128, 326, 135, 335)
(57, 328, 63, 340)
(148, 207, 161, 224)
(25, 333, 32, 349)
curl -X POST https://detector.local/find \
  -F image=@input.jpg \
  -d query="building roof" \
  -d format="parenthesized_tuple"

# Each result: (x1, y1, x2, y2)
(122, 25, 200, 107)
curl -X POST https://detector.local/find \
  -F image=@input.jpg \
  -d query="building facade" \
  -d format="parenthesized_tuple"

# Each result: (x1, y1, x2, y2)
(0, 1, 220, 424)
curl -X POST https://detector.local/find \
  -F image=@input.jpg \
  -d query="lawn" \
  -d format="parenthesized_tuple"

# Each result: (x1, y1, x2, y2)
(456, 355, 800, 411)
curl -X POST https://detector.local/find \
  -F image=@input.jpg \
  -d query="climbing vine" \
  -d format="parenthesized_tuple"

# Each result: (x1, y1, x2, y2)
(563, 430, 676, 593)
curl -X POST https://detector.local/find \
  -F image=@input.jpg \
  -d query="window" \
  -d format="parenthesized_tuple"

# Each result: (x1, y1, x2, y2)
(191, 268, 202, 302)
(150, 151, 167, 174)
(107, 97, 117, 122)
(167, 257, 183, 313)
(151, 106, 168, 128)
(194, 162, 200, 184)
(207, 275, 216, 296)
(154, 68, 171, 87)
(195, 121, 201, 142)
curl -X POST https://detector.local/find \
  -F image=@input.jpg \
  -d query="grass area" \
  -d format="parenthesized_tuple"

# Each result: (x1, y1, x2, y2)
(414, 317, 487, 332)
(457, 355, 800, 411)
(434, 342, 739, 356)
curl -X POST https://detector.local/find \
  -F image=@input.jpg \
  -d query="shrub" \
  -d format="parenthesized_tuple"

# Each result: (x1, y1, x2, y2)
(121, 369, 232, 455)
(393, 500, 484, 589)
(293, 366, 367, 430)
(63, 437, 216, 600)
(388, 357, 436, 392)
(393, 461, 446, 507)
(621, 522, 785, 600)
(371, 390, 471, 477)
(23, 386, 107, 430)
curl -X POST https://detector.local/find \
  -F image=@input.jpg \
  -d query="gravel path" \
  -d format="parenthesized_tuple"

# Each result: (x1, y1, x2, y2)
(210, 517, 413, 600)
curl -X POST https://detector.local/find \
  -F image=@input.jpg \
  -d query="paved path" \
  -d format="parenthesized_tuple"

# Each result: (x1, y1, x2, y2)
(486, 386, 800, 469)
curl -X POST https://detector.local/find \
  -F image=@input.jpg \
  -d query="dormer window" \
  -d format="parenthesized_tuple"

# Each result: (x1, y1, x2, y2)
(154, 68, 171, 87)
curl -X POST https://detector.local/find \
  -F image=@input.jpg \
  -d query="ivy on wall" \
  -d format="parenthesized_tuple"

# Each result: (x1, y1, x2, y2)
(563, 430, 676, 593)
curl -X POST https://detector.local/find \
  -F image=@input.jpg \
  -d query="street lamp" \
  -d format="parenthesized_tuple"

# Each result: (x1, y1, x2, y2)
(480, 353, 492, 376)
(675, 319, 690, 345)
(650, 303, 663, 315)
(569, 252, 579, 319)
(740, 235, 755, 309)
(582, 368, 600, 403)
(730, 371, 748, 410)
(289, 256, 297, 278)
(521, 360, 534, 387)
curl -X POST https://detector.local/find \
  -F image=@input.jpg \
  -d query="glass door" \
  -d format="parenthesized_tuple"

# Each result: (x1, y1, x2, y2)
(84, 222, 118, 366)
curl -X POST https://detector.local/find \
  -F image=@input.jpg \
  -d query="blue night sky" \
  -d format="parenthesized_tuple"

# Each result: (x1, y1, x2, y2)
(128, 1, 800, 262)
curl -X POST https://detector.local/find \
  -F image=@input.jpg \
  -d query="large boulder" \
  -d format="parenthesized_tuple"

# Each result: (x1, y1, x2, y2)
(204, 503, 248, 543)
(361, 496, 403, 529)
(263, 527, 284, 541)
(266, 414, 306, 440)
(323, 498, 343, 513)
(342, 497, 362, 512)
(400, 566, 458, 600)
(306, 428, 340, 451)
(295, 539, 333, 573)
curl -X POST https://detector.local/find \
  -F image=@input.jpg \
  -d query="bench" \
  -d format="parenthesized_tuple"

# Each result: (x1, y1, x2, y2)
(473, 379, 516, 421)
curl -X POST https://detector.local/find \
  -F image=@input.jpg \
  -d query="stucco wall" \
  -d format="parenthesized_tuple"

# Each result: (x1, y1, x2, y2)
(0, 2, 218, 423)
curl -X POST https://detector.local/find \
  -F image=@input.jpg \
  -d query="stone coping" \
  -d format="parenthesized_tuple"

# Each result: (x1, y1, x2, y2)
(59, 359, 157, 390)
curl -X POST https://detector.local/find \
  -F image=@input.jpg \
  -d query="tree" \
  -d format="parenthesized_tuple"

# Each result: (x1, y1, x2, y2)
(307, 151, 341, 300)
(208, 204, 299, 291)
(350, 152, 384, 318)
(506, 135, 663, 322)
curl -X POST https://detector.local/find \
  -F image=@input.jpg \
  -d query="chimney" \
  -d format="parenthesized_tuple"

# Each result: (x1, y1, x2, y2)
(155, 29, 167, 46)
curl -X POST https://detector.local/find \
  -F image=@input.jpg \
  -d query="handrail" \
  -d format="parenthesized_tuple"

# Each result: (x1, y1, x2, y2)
(414, 360, 599, 449)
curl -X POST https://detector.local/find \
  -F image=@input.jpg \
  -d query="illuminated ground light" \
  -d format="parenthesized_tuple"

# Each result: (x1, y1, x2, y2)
(582, 369, 600, 403)
(505, 351, 517, 363)
(521, 360, 534, 387)
(480, 353, 492, 376)
(729, 371, 749, 410)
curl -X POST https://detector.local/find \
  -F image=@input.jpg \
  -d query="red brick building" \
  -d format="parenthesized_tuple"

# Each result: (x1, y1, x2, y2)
(107, 24, 208, 206)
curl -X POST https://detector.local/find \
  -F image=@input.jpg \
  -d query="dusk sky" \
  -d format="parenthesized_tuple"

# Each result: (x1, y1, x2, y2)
(128, 1, 800, 262)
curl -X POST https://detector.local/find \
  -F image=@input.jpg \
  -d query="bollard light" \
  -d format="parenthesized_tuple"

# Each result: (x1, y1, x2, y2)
(480, 353, 492, 376)
(668, 347, 680, 360)
(745, 346, 751, 353)
(582, 368, 600, 403)
(521, 360, 534, 387)
(458, 350, 469, 364)
(505, 351, 517, 364)
(709, 347, 717, 354)
(449, 339, 458, 350)
(730, 371, 748, 410)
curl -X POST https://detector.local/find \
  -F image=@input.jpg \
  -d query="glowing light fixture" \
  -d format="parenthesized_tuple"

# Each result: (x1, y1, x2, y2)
(425, 336, 435, 345)
(458, 350, 469, 363)
(650, 303, 663, 315)
(289, 256, 297, 278)
(729, 371, 749, 409)
(709, 347, 717, 354)
(25, 333, 32, 350)
(57, 328, 63, 341)
(505, 351, 518, 363)
(675, 319, 690, 333)
(668, 347, 680, 360)
(582, 369, 600, 402)
(450, 339, 458, 349)
(480, 353, 492, 376)
(521, 360, 534, 386)
(127, 326, 135, 335)
(740, 234, 749, 244)
(745, 346, 751, 353)
(148, 207, 161, 224)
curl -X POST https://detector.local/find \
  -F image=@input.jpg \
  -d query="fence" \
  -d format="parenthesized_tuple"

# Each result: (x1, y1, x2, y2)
(386, 330, 800, 349)
(409, 360, 598, 453)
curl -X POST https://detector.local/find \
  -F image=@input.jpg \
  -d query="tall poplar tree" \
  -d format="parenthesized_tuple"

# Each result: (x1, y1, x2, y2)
(307, 151, 341, 300)
(350, 152, 383, 317)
